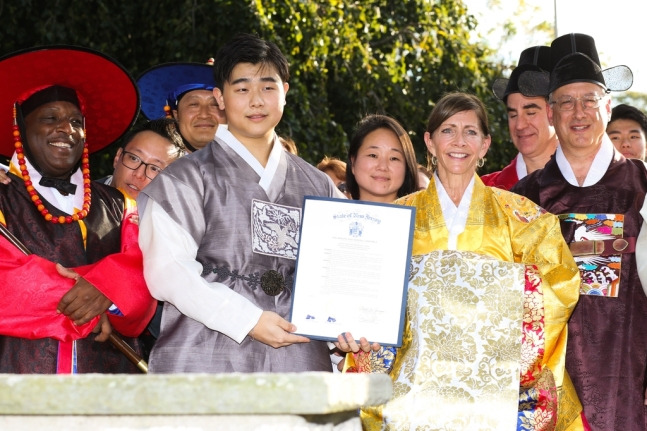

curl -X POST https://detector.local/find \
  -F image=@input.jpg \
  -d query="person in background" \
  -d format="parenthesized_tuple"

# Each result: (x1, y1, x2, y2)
(0, 45, 156, 373)
(345, 114, 419, 202)
(482, 45, 558, 190)
(317, 155, 350, 197)
(279, 135, 298, 155)
(137, 33, 346, 373)
(607, 103, 647, 161)
(99, 117, 186, 359)
(137, 61, 226, 152)
(416, 163, 431, 190)
(102, 118, 186, 199)
(513, 33, 646, 430)
(356, 92, 584, 430)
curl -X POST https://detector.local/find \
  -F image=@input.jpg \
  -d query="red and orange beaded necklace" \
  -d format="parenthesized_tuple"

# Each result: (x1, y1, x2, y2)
(12, 104, 92, 224)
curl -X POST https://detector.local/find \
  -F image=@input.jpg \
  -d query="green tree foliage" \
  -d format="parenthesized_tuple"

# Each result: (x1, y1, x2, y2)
(614, 92, 647, 113)
(0, 0, 512, 177)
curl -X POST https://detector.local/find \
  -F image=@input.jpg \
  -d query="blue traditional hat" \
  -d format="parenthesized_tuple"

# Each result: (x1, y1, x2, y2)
(519, 33, 633, 96)
(137, 62, 216, 120)
(492, 45, 550, 101)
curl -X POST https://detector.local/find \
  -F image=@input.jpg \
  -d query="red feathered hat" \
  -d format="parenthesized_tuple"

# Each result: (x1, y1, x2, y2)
(0, 45, 139, 157)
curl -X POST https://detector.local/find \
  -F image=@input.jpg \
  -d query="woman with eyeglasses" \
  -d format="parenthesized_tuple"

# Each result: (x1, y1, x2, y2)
(345, 114, 419, 203)
(355, 92, 584, 430)
(104, 118, 186, 199)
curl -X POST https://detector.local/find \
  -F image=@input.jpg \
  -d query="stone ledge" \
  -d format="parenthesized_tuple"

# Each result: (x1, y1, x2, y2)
(0, 372, 392, 416)
(0, 414, 362, 431)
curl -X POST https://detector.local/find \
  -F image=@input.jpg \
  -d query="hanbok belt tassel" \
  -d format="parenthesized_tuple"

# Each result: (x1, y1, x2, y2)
(204, 265, 292, 296)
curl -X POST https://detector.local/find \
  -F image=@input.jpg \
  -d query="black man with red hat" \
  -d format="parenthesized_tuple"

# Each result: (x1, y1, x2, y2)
(0, 46, 156, 374)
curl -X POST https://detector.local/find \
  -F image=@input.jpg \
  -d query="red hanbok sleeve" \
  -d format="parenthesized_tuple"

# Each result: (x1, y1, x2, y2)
(0, 235, 97, 341)
(75, 208, 156, 337)
(0, 206, 155, 341)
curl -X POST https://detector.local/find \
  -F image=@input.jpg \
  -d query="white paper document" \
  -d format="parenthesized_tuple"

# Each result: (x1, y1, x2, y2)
(290, 196, 415, 346)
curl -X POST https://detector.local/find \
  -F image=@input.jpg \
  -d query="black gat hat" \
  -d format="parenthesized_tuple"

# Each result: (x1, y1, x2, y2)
(492, 45, 550, 101)
(519, 33, 633, 96)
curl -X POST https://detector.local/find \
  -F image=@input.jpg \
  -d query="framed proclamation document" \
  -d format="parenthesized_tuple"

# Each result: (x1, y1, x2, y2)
(289, 196, 415, 347)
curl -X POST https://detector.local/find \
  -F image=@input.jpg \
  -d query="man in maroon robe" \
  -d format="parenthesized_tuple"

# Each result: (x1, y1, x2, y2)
(513, 33, 647, 430)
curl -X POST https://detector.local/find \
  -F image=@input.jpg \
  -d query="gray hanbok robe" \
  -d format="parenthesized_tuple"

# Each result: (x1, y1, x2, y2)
(139, 134, 339, 373)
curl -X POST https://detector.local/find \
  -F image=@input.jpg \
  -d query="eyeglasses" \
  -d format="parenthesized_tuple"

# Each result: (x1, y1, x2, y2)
(120, 151, 164, 180)
(549, 95, 605, 111)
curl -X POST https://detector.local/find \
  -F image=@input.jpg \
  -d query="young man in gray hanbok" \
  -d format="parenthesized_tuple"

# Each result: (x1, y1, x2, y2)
(137, 34, 345, 373)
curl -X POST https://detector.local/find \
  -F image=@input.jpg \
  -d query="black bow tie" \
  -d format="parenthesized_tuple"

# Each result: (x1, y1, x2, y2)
(39, 177, 77, 196)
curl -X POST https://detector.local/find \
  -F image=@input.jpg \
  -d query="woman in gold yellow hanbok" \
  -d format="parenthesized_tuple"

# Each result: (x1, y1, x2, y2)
(354, 92, 587, 430)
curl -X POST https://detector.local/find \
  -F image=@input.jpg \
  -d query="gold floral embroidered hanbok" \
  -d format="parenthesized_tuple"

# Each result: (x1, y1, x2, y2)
(360, 175, 585, 431)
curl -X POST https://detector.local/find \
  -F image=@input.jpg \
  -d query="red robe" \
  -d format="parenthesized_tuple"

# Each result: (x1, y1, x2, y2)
(481, 156, 520, 190)
(0, 175, 156, 373)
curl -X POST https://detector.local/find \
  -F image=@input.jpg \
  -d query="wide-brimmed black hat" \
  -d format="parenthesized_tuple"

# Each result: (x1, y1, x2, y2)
(519, 33, 633, 97)
(492, 45, 550, 101)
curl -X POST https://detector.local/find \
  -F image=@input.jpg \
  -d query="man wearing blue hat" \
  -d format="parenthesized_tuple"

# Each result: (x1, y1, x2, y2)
(137, 62, 226, 152)
(513, 33, 647, 430)
(483, 45, 558, 190)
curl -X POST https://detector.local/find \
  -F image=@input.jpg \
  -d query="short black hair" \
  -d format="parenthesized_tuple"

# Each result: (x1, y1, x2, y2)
(121, 118, 186, 159)
(609, 104, 647, 136)
(213, 33, 289, 90)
